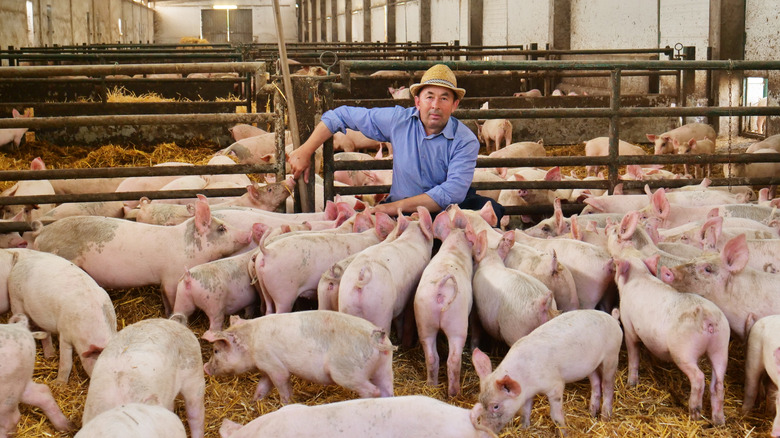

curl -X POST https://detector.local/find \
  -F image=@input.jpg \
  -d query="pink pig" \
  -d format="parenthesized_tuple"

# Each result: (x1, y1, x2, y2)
(742, 315, 780, 437)
(218, 395, 495, 438)
(646, 122, 716, 155)
(472, 310, 622, 434)
(74, 403, 185, 438)
(414, 207, 477, 396)
(254, 211, 395, 314)
(477, 119, 513, 153)
(203, 311, 395, 403)
(583, 136, 646, 176)
(608, 219, 729, 424)
(0, 108, 32, 151)
(229, 123, 268, 141)
(33, 196, 252, 313)
(471, 229, 558, 347)
(8, 249, 116, 383)
(173, 223, 269, 331)
(82, 315, 205, 438)
(388, 86, 412, 99)
(338, 207, 435, 334)
(0, 314, 73, 436)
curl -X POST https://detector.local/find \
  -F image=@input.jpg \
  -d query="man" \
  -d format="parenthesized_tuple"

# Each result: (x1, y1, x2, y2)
(289, 64, 505, 220)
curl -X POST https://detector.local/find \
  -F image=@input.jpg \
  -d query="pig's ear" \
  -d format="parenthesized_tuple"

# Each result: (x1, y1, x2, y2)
(721, 234, 749, 273)
(643, 254, 660, 276)
(471, 348, 493, 379)
(651, 188, 669, 219)
(374, 212, 396, 240)
(81, 344, 104, 360)
(571, 214, 582, 240)
(495, 375, 521, 397)
(31, 331, 48, 340)
(646, 134, 657, 142)
(659, 266, 674, 284)
(432, 211, 452, 241)
(352, 211, 373, 233)
(202, 330, 225, 343)
(220, 419, 243, 438)
(473, 230, 488, 263)
(699, 216, 722, 250)
(194, 196, 212, 234)
(452, 209, 469, 230)
(12, 109, 20, 118)
(544, 167, 561, 181)
(247, 183, 261, 200)
(497, 231, 515, 260)
(30, 157, 46, 171)
(417, 207, 434, 241)
(618, 211, 638, 241)
(478, 202, 498, 227)
(553, 198, 565, 235)
(323, 200, 338, 220)
(583, 197, 605, 213)
(229, 315, 247, 327)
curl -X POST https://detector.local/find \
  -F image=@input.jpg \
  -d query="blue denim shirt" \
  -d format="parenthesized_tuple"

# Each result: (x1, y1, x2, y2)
(321, 105, 479, 208)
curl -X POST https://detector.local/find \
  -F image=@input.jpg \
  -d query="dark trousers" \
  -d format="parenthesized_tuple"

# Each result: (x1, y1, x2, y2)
(458, 188, 506, 226)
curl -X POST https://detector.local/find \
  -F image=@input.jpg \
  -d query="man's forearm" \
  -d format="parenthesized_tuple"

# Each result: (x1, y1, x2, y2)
(373, 193, 442, 216)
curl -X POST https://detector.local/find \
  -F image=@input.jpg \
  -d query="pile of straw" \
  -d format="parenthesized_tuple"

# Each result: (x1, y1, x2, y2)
(4, 139, 775, 437)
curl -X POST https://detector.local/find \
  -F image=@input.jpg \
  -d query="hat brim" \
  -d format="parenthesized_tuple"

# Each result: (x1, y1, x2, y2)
(409, 82, 466, 101)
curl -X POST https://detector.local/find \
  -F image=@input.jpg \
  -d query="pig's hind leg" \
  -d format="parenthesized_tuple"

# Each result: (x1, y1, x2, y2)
(55, 339, 74, 384)
(21, 381, 72, 431)
(252, 375, 274, 401)
(587, 370, 602, 417)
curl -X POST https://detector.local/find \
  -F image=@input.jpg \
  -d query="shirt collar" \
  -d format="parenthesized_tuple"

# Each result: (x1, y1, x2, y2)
(411, 108, 457, 140)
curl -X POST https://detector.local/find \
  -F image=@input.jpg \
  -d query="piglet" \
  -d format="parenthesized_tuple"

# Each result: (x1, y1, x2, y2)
(82, 315, 205, 438)
(608, 217, 729, 424)
(646, 122, 716, 155)
(173, 223, 269, 331)
(338, 207, 434, 334)
(477, 119, 512, 153)
(33, 196, 252, 313)
(74, 403, 186, 438)
(0, 108, 31, 151)
(584, 136, 646, 176)
(0, 314, 73, 437)
(8, 249, 116, 383)
(203, 311, 395, 403)
(388, 86, 412, 99)
(229, 123, 268, 142)
(743, 315, 780, 437)
(414, 207, 477, 396)
(218, 395, 496, 438)
(317, 253, 356, 311)
(472, 309, 622, 434)
(471, 229, 557, 347)
(255, 211, 395, 314)
(1, 157, 55, 221)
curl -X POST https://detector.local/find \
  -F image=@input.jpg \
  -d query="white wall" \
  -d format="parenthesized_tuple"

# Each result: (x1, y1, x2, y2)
(370, 0, 386, 42)
(431, 0, 460, 44)
(154, 6, 201, 44)
(571, 0, 658, 50)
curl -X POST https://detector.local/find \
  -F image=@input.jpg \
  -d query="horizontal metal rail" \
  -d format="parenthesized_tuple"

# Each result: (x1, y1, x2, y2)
(0, 62, 266, 78)
(0, 113, 272, 129)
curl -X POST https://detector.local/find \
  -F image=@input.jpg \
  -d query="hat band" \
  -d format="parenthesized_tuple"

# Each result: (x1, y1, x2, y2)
(421, 78, 456, 88)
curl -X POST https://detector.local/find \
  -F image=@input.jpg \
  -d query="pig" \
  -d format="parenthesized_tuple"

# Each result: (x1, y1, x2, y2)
(471, 229, 557, 347)
(114, 161, 195, 210)
(0, 214, 28, 249)
(608, 219, 729, 424)
(255, 211, 395, 314)
(513, 89, 542, 97)
(173, 223, 269, 332)
(148, 175, 208, 205)
(1, 157, 55, 221)
(229, 123, 268, 142)
(414, 208, 477, 396)
(514, 230, 615, 310)
(8, 249, 116, 383)
(471, 309, 622, 434)
(39, 201, 125, 221)
(673, 137, 716, 178)
(389, 86, 412, 99)
(220, 131, 291, 165)
(218, 395, 496, 438)
(488, 140, 545, 177)
(742, 315, 780, 437)
(370, 70, 411, 79)
(338, 207, 434, 334)
(503, 243, 579, 312)
(0, 108, 32, 151)
(203, 311, 395, 403)
(317, 253, 357, 311)
(217, 178, 295, 210)
(345, 129, 391, 154)
(82, 315, 205, 438)
(205, 154, 253, 187)
(74, 403, 186, 438)
(33, 196, 252, 313)
(0, 314, 73, 437)
(477, 119, 512, 154)
(723, 148, 780, 182)
(646, 122, 716, 155)
(660, 234, 780, 340)
(746, 133, 780, 153)
(584, 136, 647, 176)
(293, 66, 327, 76)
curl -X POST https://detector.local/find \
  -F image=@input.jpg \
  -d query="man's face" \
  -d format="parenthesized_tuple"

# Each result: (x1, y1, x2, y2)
(414, 85, 459, 136)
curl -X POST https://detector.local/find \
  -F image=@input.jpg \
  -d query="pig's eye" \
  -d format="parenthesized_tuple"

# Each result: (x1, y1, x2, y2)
(542, 225, 550, 232)
(704, 265, 713, 273)
(492, 404, 500, 412)
(217, 224, 227, 233)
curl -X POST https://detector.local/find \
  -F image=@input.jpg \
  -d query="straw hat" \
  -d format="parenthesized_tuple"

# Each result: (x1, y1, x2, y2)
(409, 64, 466, 100)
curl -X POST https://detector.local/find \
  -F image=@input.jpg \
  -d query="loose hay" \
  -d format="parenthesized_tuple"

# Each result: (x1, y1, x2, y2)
(3, 139, 777, 437)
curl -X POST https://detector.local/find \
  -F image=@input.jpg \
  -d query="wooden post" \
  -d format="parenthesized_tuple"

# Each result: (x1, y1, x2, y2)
(272, 0, 311, 212)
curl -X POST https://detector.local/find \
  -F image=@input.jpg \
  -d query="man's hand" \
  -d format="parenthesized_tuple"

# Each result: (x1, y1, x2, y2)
(288, 146, 313, 183)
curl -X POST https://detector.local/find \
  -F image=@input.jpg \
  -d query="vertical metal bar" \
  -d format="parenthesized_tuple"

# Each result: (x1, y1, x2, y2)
(274, 90, 286, 187)
(608, 69, 621, 195)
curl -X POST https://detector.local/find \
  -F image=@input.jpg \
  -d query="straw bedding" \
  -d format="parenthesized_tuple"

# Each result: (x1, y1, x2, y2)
(3, 137, 774, 437)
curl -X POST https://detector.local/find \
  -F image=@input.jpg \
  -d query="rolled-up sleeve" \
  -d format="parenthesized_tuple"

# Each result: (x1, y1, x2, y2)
(321, 106, 400, 143)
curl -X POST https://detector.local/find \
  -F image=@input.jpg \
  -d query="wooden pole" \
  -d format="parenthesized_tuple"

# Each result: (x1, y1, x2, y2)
(272, 0, 311, 212)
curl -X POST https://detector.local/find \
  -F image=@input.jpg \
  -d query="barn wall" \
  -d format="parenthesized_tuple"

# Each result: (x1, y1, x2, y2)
(0, 0, 28, 50)
(745, 0, 780, 136)
(154, 6, 201, 44)
(430, 0, 460, 44)
(370, 0, 386, 42)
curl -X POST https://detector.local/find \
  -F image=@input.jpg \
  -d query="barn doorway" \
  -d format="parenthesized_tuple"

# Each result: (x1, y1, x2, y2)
(201, 7, 252, 43)
(742, 76, 768, 137)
